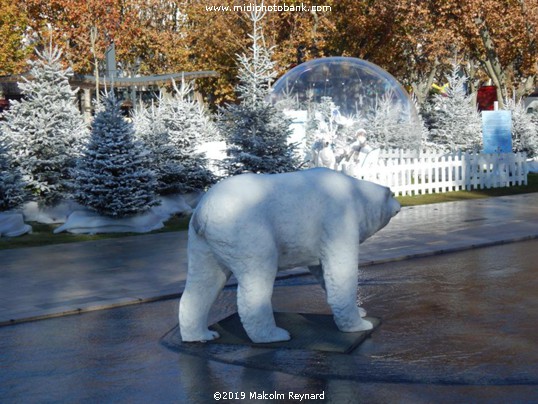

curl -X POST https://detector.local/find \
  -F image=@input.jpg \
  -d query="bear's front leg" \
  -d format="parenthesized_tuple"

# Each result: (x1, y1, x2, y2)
(321, 242, 372, 333)
(309, 264, 368, 318)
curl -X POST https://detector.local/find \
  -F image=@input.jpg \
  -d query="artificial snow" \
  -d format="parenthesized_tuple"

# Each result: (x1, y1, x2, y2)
(53, 209, 164, 235)
(181, 191, 205, 209)
(52, 192, 199, 234)
(0, 212, 32, 237)
(151, 194, 193, 220)
(22, 200, 85, 224)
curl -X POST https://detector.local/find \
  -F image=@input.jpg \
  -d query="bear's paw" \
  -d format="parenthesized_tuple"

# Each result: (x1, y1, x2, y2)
(339, 318, 373, 333)
(250, 327, 291, 344)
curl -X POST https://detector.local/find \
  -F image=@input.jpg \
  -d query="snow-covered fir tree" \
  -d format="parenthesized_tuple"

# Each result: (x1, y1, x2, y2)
(302, 97, 339, 164)
(315, 96, 340, 138)
(504, 97, 538, 158)
(220, 7, 298, 175)
(133, 79, 216, 194)
(74, 94, 158, 218)
(411, 93, 431, 148)
(0, 44, 87, 206)
(0, 135, 27, 211)
(303, 110, 322, 165)
(361, 91, 424, 150)
(425, 61, 482, 151)
(363, 91, 402, 148)
(531, 107, 538, 130)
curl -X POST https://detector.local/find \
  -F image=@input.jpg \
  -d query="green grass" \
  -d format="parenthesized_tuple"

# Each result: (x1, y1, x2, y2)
(1, 173, 537, 250)
(397, 173, 538, 207)
(0, 214, 191, 251)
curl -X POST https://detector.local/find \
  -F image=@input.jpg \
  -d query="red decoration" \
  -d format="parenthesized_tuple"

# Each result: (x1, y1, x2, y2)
(477, 86, 497, 111)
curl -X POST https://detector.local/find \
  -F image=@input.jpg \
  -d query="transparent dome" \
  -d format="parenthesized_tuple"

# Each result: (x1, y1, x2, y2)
(271, 57, 422, 152)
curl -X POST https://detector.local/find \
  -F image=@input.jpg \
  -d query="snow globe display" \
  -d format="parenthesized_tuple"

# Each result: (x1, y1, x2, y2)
(271, 57, 422, 175)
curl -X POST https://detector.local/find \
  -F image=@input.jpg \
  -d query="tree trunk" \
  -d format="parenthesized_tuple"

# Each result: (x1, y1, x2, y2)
(474, 15, 507, 107)
(90, 26, 99, 104)
(411, 58, 439, 105)
(517, 75, 536, 99)
(516, 0, 536, 98)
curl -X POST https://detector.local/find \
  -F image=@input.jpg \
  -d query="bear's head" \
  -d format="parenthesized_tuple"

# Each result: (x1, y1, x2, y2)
(355, 180, 400, 243)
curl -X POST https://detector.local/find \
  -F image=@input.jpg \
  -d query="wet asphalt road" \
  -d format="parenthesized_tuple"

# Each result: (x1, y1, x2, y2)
(1, 240, 537, 403)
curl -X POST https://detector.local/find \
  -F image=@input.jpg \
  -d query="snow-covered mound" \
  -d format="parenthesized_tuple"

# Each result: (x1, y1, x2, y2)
(151, 194, 193, 220)
(53, 210, 164, 235)
(52, 192, 202, 234)
(181, 191, 205, 209)
(22, 200, 85, 224)
(0, 212, 32, 237)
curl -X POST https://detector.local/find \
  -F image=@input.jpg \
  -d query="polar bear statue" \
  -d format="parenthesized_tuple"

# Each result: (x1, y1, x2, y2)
(179, 167, 400, 343)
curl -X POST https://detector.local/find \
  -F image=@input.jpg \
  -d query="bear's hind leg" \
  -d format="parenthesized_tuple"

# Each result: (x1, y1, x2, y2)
(235, 266, 290, 344)
(179, 239, 231, 342)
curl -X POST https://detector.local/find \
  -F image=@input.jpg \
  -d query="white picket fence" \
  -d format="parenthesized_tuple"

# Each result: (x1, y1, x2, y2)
(350, 149, 528, 196)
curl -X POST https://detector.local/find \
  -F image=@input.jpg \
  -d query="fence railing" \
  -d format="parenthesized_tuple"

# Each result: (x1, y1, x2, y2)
(347, 149, 528, 196)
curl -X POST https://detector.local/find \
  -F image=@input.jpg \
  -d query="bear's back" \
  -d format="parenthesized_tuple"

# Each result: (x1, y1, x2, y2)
(191, 168, 358, 238)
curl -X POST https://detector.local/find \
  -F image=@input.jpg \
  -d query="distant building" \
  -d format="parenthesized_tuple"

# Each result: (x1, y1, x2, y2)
(0, 70, 218, 122)
(1, 43, 217, 121)
(524, 88, 538, 114)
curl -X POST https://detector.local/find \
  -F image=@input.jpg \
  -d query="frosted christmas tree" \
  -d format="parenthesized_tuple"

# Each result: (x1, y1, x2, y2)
(74, 94, 158, 218)
(303, 97, 335, 165)
(0, 136, 27, 211)
(133, 79, 215, 194)
(425, 61, 482, 151)
(360, 91, 423, 150)
(0, 44, 87, 206)
(504, 97, 538, 158)
(220, 7, 298, 175)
